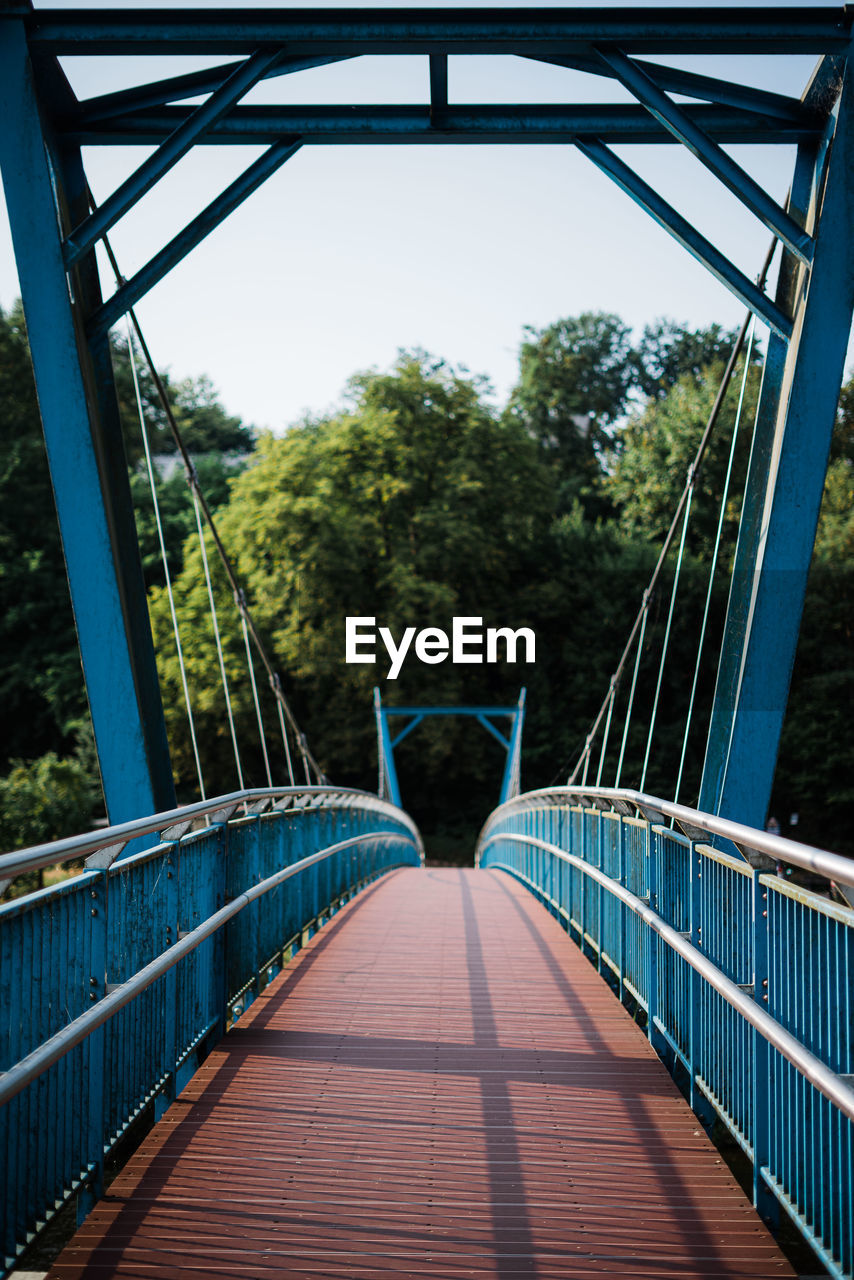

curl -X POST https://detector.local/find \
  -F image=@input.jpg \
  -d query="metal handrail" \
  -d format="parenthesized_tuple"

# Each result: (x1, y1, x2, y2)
(0, 785, 423, 881)
(480, 830, 854, 1125)
(479, 785, 854, 888)
(0, 829, 417, 1109)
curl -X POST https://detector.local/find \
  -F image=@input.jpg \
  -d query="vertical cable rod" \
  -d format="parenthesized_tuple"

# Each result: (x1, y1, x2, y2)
(674, 319, 758, 808)
(614, 596, 649, 788)
(93, 206, 326, 784)
(640, 485, 694, 792)
(191, 487, 245, 791)
(595, 681, 616, 786)
(126, 319, 206, 800)
(239, 598, 273, 787)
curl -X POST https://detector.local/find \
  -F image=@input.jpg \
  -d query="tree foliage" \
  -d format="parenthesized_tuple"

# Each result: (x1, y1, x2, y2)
(0, 300, 253, 851)
(0, 299, 851, 858)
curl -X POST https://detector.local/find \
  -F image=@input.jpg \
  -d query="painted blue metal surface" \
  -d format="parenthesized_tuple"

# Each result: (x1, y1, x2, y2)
(598, 47, 814, 263)
(576, 139, 793, 339)
(22, 9, 852, 57)
(374, 689, 526, 807)
(531, 52, 808, 120)
(705, 64, 854, 831)
(0, 789, 421, 1275)
(0, 17, 174, 824)
(68, 104, 818, 148)
(89, 138, 302, 338)
(64, 47, 285, 267)
(478, 790, 854, 1279)
(80, 55, 355, 121)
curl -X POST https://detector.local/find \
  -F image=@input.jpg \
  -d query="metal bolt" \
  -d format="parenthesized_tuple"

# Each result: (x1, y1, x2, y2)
(90, 976, 96, 986)
(763, 979, 768, 987)
(762, 910, 767, 917)
(90, 992, 97, 1002)
(763, 994, 768, 1002)
(91, 908, 97, 917)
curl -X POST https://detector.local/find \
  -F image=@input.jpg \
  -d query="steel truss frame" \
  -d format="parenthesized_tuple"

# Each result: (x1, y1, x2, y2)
(1, 5, 852, 828)
(375, 687, 526, 808)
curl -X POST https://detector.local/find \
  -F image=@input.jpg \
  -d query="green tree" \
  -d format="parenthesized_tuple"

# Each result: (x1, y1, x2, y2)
(0, 720, 101, 894)
(111, 337, 254, 465)
(150, 352, 556, 839)
(504, 312, 635, 513)
(771, 378, 854, 853)
(608, 354, 762, 560)
(633, 320, 739, 399)
(0, 301, 86, 764)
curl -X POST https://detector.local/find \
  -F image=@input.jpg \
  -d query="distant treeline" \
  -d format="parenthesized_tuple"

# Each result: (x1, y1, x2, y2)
(1, 304, 851, 861)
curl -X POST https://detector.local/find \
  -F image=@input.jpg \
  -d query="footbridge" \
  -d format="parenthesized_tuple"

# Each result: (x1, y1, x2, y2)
(2, 5, 854, 1278)
(2, 786, 853, 1277)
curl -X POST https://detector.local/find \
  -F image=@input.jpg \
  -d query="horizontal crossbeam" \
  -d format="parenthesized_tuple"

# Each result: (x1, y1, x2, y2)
(25, 8, 852, 57)
(384, 705, 516, 717)
(63, 104, 819, 148)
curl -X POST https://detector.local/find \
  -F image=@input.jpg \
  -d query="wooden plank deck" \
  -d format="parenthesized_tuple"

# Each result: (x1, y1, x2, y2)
(49, 867, 795, 1279)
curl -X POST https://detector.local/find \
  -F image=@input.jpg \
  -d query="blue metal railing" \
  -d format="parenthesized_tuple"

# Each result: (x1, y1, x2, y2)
(0, 786, 422, 1276)
(476, 786, 854, 1280)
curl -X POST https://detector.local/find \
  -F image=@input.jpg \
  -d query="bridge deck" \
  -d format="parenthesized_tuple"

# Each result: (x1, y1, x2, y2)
(49, 867, 794, 1279)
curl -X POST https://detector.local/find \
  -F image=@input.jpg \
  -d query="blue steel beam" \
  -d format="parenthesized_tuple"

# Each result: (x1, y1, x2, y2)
(429, 53, 448, 118)
(0, 18, 175, 824)
(79, 55, 356, 122)
(23, 9, 852, 57)
(390, 715, 424, 749)
(477, 715, 511, 750)
(699, 152, 816, 816)
(63, 104, 818, 148)
(88, 138, 302, 337)
(597, 48, 814, 266)
(575, 140, 794, 340)
(706, 67, 854, 830)
(525, 53, 808, 122)
(64, 47, 285, 268)
(384, 706, 517, 717)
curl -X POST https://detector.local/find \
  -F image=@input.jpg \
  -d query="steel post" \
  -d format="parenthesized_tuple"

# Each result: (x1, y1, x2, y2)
(0, 18, 175, 824)
(704, 67, 854, 830)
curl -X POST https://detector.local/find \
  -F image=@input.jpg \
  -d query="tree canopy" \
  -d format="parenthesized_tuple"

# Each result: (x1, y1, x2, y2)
(0, 303, 851, 859)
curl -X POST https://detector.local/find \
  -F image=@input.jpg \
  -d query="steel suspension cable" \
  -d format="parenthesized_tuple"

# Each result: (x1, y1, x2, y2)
(595, 680, 616, 787)
(238, 596, 273, 787)
(95, 207, 327, 785)
(639, 483, 693, 792)
(272, 679, 296, 787)
(614, 595, 649, 788)
(564, 238, 777, 789)
(673, 318, 758, 808)
(191, 487, 245, 791)
(126, 319, 206, 801)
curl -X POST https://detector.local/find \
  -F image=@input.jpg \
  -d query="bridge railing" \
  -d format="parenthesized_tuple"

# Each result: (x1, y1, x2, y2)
(476, 787, 854, 1280)
(0, 786, 423, 1278)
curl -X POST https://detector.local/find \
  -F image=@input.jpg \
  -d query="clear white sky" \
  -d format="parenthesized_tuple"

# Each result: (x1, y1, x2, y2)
(0, 0, 843, 432)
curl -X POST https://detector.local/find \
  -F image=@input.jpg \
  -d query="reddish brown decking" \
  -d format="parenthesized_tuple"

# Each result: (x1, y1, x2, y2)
(49, 867, 795, 1279)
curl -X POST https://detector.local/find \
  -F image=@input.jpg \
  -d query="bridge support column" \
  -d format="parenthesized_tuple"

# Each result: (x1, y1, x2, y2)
(700, 64, 854, 830)
(0, 19, 175, 823)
